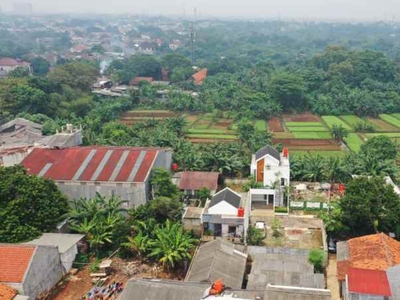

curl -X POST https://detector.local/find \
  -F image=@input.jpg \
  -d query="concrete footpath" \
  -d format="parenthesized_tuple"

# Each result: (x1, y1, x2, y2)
(327, 253, 340, 300)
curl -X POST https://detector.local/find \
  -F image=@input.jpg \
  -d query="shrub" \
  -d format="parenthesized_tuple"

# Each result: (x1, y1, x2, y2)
(308, 249, 326, 273)
(271, 218, 282, 238)
(246, 225, 264, 246)
(354, 121, 375, 133)
(275, 207, 288, 213)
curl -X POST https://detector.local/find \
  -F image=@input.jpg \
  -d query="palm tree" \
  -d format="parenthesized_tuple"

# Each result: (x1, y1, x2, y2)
(331, 124, 349, 143)
(323, 157, 348, 184)
(147, 220, 197, 270)
(303, 154, 325, 182)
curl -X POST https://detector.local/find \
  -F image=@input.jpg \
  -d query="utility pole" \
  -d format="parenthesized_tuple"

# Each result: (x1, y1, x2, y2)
(191, 7, 197, 65)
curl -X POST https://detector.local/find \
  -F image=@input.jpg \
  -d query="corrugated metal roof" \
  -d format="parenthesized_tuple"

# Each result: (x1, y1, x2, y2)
(21, 146, 160, 183)
(347, 267, 392, 296)
(179, 171, 219, 191)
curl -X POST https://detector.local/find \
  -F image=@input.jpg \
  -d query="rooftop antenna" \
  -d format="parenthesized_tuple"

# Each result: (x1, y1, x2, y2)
(191, 7, 197, 65)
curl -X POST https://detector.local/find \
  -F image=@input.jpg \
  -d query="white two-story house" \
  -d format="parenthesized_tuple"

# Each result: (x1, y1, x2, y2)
(249, 145, 290, 212)
(201, 187, 247, 241)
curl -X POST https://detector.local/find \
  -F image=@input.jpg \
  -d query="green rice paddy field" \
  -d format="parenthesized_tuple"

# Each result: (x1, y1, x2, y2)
(120, 110, 400, 153)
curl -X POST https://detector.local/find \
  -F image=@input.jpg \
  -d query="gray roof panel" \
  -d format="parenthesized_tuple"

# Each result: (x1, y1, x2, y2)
(255, 145, 280, 161)
(209, 188, 241, 209)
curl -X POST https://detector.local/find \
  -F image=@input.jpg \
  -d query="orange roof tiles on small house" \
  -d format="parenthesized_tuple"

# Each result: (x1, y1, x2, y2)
(0, 283, 18, 300)
(337, 233, 400, 280)
(192, 68, 207, 85)
(348, 233, 400, 271)
(0, 245, 35, 283)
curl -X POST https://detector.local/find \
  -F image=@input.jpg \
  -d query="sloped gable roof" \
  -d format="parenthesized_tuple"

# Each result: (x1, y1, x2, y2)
(192, 68, 207, 85)
(0, 283, 18, 300)
(179, 171, 219, 191)
(185, 239, 247, 289)
(347, 267, 392, 296)
(0, 245, 36, 283)
(21, 146, 162, 183)
(209, 187, 241, 209)
(348, 233, 400, 271)
(255, 145, 280, 161)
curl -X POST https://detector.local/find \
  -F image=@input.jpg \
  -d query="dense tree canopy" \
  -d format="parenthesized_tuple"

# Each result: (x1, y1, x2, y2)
(339, 176, 400, 236)
(0, 166, 69, 243)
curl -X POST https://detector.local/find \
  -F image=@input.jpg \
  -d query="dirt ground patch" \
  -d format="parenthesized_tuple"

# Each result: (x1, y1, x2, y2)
(52, 257, 182, 300)
(263, 227, 323, 249)
(273, 138, 340, 151)
(283, 113, 320, 122)
(268, 117, 284, 132)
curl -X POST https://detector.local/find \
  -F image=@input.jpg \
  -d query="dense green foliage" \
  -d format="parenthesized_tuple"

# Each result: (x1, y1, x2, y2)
(308, 249, 325, 273)
(0, 166, 69, 243)
(323, 176, 400, 237)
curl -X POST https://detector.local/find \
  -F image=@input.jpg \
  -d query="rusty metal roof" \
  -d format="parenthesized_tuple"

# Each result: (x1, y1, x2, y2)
(178, 171, 219, 191)
(21, 146, 161, 183)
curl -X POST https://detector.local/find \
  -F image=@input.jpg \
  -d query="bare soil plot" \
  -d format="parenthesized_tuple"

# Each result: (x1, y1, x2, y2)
(273, 138, 340, 151)
(283, 113, 320, 122)
(53, 257, 182, 300)
(268, 117, 284, 132)
(367, 118, 399, 132)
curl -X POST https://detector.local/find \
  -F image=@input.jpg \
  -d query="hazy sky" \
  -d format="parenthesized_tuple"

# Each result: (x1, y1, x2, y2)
(1, 0, 400, 21)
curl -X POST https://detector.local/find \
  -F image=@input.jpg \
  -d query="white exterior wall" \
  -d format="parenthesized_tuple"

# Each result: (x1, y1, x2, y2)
(250, 153, 290, 188)
(208, 201, 238, 215)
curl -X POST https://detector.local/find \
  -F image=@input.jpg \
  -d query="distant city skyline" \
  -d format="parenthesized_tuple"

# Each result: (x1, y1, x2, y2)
(1, 0, 400, 22)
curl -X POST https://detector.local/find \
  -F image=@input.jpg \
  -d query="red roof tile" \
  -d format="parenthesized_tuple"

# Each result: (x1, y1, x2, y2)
(0, 58, 20, 66)
(192, 68, 207, 85)
(179, 171, 219, 191)
(347, 267, 392, 296)
(0, 245, 35, 283)
(337, 261, 349, 281)
(130, 77, 154, 86)
(21, 146, 161, 183)
(348, 233, 400, 271)
(0, 283, 18, 300)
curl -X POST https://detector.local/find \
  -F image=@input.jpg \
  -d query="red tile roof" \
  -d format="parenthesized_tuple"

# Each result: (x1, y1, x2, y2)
(0, 58, 30, 67)
(21, 146, 161, 183)
(192, 68, 207, 85)
(347, 267, 392, 296)
(348, 233, 400, 271)
(179, 171, 219, 191)
(130, 77, 154, 86)
(0, 283, 18, 300)
(0, 245, 35, 283)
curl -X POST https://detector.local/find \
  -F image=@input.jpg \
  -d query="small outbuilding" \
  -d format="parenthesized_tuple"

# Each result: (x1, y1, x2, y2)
(173, 171, 219, 196)
(0, 244, 63, 300)
(25, 233, 85, 273)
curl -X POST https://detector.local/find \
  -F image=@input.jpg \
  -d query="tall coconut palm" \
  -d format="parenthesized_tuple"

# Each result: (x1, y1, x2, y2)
(331, 124, 349, 143)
